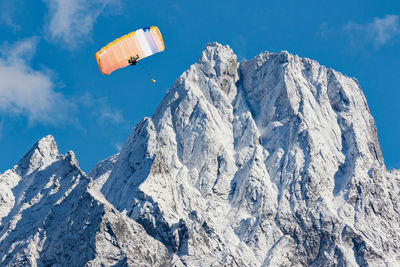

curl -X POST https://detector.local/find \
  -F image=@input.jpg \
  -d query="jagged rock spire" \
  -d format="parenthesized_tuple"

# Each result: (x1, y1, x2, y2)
(17, 135, 59, 176)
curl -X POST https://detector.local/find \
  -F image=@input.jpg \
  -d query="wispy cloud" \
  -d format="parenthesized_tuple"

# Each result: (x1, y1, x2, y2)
(99, 106, 125, 124)
(0, 38, 74, 125)
(43, 0, 121, 48)
(0, 1, 22, 32)
(317, 22, 331, 39)
(113, 142, 122, 152)
(0, 38, 125, 130)
(78, 92, 126, 125)
(344, 14, 400, 48)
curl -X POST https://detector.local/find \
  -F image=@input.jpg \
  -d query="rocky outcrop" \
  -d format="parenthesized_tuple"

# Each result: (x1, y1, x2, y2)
(100, 43, 400, 266)
(0, 136, 170, 266)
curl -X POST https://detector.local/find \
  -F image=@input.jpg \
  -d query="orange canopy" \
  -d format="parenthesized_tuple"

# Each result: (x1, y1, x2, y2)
(96, 26, 165, 75)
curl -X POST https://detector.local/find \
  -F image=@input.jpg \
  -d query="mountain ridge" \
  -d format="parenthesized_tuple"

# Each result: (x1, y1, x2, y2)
(100, 43, 400, 266)
(0, 134, 171, 266)
(1, 42, 399, 266)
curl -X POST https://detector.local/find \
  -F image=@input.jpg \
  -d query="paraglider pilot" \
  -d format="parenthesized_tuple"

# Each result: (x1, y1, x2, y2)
(128, 55, 140, 65)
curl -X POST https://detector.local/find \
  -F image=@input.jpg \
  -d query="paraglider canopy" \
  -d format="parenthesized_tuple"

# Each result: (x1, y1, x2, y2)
(96, 26, 165, 75)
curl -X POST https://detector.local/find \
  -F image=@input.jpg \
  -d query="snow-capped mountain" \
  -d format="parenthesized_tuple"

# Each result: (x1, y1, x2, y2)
(100, 43, 400, 266)
(1, 43, 399, 266)
(0, 136, 170, 266)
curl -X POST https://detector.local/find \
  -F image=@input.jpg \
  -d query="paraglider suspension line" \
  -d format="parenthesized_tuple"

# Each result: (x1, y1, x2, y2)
(138, 63, 156, 83)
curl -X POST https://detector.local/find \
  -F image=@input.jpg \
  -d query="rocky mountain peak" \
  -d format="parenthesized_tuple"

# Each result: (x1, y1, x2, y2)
(17, 134, 59, 176)
(100, 43, 400, 266)
(1, 43, 399, 266)
(197, 42, 237, 78)
(0, 134, 170, 266)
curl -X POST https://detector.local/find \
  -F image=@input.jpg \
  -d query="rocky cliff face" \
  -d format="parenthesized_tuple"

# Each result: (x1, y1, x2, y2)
(1, 43, 399, 266)
(0, 136, 170, 266)
(101, 43, 400, 266)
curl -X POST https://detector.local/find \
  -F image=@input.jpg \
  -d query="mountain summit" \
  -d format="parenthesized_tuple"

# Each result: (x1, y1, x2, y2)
(0, 136, 170, 266)
(1, 43, 400, 266)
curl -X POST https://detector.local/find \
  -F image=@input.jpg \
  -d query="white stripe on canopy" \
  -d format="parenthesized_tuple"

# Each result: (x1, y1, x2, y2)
(135, 29, 152, 57)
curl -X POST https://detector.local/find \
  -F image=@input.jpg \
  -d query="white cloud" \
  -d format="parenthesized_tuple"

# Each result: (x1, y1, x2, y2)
(99, 106, 125, 124)
(317, 22, 331, 39)
(78, 92, 125, 125)
(0, 1, 22, 32)
(0, 38, 73, 125)
(1, 13, 21, 33)
(113, 142, 122, 152)
(44, 0, 120, 48)
(0, 38, 125, 132)
(344, 14, 400, 48)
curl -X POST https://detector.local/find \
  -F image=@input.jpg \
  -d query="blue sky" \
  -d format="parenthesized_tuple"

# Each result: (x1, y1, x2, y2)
(0, 0, 399, 172)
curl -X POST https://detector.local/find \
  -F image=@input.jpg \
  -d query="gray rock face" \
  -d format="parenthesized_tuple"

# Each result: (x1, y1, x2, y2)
(1, 43, 399, 266)
(88, 154, 119, 191)
(0, 136, 170, 266)
(101, 43, 400, 266)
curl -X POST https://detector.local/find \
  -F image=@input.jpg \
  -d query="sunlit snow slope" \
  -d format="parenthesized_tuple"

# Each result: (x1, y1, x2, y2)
(0, 136, 170, 266)
(1, 43, 399, 266)
(101, 43, 400, 266)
